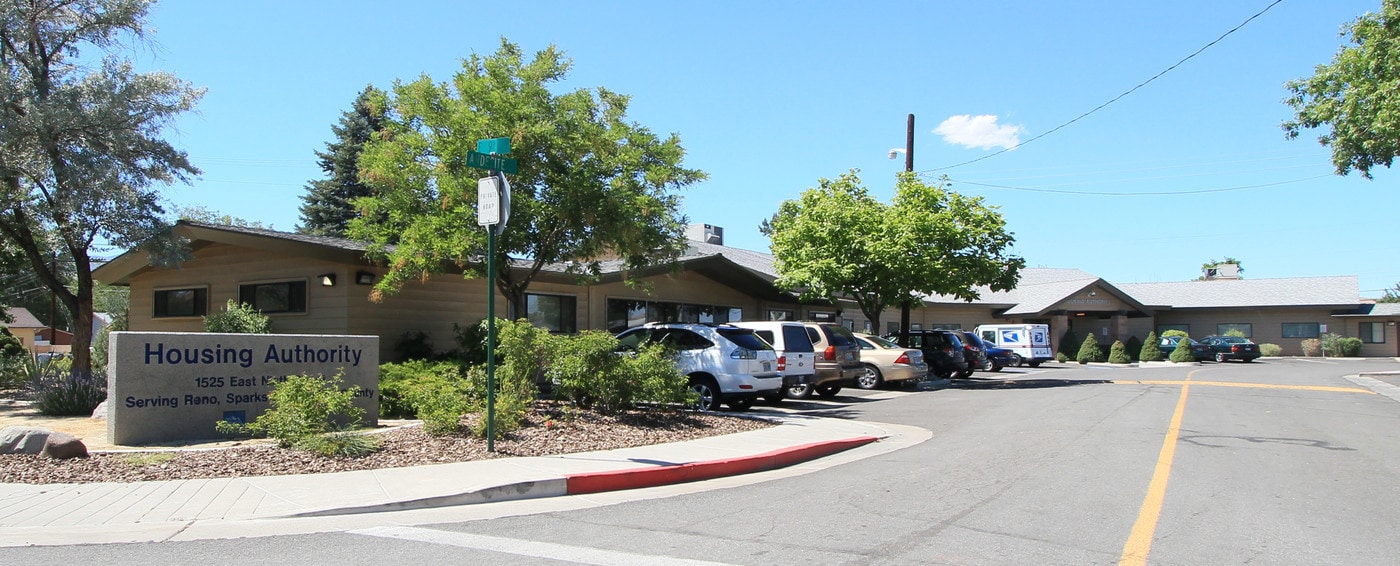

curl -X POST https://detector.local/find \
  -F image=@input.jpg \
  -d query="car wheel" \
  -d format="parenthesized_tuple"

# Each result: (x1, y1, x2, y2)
(815, 385, 841, 398)
(937, 368, 954, 379)
(1215, 353, 1226, 363)
(856, 365, 883, 389)
(762, 391, 785, 405)
(989, 362, 1003, 373)
(1027, 360, 1041, 368)
(1011, 353, 1023, 367)
(981, 358, 995, 371)
(787, 383, 814, 399)
(727, 397, 753, 411)
(689, 377, 721, 412)
(955, 369, 973, 379)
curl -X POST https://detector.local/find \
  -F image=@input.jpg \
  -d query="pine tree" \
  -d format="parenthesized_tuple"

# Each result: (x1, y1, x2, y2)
(1076, 335, 1103, 364)
(1169, 338, 1195, 363)
(1140, 331, 1162, 362)
(297, 86, 386, 236)
(1108, 340, 1131, 364)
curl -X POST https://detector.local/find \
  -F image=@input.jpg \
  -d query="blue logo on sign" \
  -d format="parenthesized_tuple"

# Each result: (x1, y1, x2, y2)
(1001, 330, 1021, 342)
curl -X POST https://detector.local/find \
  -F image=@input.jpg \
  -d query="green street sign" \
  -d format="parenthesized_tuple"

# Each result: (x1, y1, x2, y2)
(476, 137, 511, 155)
(466, 150, 518, 174)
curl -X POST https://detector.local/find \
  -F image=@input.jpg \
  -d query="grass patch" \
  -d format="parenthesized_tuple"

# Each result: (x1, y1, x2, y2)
(121, 452, 176, 467)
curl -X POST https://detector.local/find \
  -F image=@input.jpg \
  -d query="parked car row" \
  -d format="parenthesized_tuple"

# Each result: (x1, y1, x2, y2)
(1156, 335, 1261, 363)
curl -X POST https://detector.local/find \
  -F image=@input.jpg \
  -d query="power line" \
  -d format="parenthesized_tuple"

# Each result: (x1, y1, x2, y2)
(929, 0, 1286, 173)
(947, 173, 1331, 196)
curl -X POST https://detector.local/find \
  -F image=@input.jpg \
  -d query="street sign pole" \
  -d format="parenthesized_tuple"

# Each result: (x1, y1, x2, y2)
(472, 137, 513, 452)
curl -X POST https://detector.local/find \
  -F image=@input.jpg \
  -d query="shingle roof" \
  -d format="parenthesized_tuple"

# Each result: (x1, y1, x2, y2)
(1117, 276, 1359, 308)
(2, 307, 44, 328)
(179, 221, 376, 252)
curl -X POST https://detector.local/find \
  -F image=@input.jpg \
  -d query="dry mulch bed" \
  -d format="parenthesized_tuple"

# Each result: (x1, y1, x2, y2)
(0, 403, 774, 485)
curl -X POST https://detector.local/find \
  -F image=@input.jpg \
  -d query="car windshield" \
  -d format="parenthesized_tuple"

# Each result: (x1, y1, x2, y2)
(716, 327, 772, 351)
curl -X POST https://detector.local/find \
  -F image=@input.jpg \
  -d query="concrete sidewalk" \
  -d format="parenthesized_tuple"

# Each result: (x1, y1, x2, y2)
(0, 414, 920, 547)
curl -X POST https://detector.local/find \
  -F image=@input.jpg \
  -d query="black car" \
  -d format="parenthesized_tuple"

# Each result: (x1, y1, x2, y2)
(985, 347, 1016, 372)
(889, 330, 968, 379)
(1200, 335, 1261, 362)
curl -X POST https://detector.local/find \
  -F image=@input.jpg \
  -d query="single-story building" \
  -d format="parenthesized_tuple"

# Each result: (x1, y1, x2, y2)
(91, 221, 1397, 361)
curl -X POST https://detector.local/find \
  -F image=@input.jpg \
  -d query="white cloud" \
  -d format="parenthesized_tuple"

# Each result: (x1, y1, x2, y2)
(934, 114, 1023, 150)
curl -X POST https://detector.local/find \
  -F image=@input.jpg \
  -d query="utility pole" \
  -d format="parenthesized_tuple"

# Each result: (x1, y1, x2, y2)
(898, 114, 915, 347)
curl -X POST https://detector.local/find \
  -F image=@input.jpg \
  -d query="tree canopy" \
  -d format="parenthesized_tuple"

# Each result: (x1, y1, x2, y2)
(1284, 0, 1400, 178)
(298, 85, 386, 236)
(762, 170, 1023, 332)
(349, 39, 705, 312)
(0, 0, 202, 373)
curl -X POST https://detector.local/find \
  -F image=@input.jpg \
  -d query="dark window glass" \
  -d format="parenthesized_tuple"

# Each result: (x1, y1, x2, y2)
(238, 281, 307, 314)
(527, 294, 576, 333)
(1360, 322, 1385, 344)
(153, 288, 207, 318)
(781, 325, 814, 352)
(1282, 323, 1320, 339)
(824, 324, 858, 347)
(662, 329, 712, 350)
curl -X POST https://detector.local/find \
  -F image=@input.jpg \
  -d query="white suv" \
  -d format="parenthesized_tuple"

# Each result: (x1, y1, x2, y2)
(614, 323, 782, 411)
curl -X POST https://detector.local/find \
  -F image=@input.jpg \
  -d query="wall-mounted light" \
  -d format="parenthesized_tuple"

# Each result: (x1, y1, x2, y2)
(319, 273, 336, 287)
(1390, 321, 1397, 326)
(356, 271, 375, 285)
(1075, 312, 1086, 317)
(1088, 291, 1098, 296)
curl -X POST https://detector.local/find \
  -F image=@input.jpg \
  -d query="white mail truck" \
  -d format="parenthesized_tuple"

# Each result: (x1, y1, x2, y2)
(974, 324, 1054, 367)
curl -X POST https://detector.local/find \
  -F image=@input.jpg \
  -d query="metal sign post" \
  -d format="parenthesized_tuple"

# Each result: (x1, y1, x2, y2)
(471, 138, 514, 452)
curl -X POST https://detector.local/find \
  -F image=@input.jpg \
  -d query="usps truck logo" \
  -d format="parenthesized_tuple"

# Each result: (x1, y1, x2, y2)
(1032, 330, 1046, 342)
(1001, 329, 1022, 343)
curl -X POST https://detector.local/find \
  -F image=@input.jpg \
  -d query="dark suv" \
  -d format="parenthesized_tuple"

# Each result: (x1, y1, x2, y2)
(959, 330, 990, 375)
(894, 330, 969, 380)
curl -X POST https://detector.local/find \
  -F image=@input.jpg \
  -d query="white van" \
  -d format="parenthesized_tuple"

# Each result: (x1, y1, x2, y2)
(974, 324, 1053, 367)
(730, 321, 817, 404)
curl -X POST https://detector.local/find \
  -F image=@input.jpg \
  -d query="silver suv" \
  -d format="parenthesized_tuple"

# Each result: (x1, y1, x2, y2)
(614, 323, 782, 411)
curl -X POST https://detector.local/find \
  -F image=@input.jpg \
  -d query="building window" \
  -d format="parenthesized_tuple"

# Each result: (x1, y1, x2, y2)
(767, 309, 794, 321)
(886, 322, 900, 335)
(606, 299, 739, 333)
(1360, 322, 1385, 344)
(238, 280, 307, 314)
(809, 311, 837, 323)
(527, 293, 576, 333)
(153, 287, 208, 318)
(1217, 323, 1252, 338)
(1282, 323, 1320, 339)
(1156, 324, 1190, 335)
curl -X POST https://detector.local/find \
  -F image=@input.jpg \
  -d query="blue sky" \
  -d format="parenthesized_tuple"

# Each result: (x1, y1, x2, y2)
(132, 1, 1396, 296)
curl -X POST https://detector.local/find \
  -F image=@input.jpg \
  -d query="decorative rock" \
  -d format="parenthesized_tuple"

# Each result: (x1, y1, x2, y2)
(91, 399, 108, 420)
(41, 432, 88, 459)
(0, 426, 55, 455)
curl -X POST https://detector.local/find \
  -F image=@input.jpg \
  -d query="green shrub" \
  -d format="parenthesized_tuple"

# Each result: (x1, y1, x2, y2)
(30, 364, 106, 416)
(1259, 343, 1283, 357)
(297, 431, 382, 458)
(1223, 328, 1247, 338)
(1162, 329, 1189, 340)
(0, 328, 27, 390)
(1301, 338, 1321, 357)
(1076, 335, 1103, 364)
(1125, 336, 1143, 361)
(377, 360, 465, 418)
(550, 334, 692, 413)
(1108, 340, 1131, 364)
(1055, 352, 1069, 363)
(458, 319, 549, 440)
(450, 320, 489, 366)
(1169, 339, 1195, 363)
(203, 300, 270, 333)
(1139, 331, 1162, 362)
(1321, 333, 1362, 357)
(216, 372, 375, 454)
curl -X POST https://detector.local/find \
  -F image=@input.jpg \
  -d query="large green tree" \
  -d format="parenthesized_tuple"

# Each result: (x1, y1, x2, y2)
(1380, 282, 1400, 303)
(1284, 0, 1400, 178)
(298, 85, 386, 236)
(0, 0, 202, 373)
(349, 39, 705, 312)
(762, 170, 1023, 334)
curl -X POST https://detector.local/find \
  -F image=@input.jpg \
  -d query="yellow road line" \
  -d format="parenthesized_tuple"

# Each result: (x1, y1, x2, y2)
(1117, 380, 1376, 395)
(1119, 371, 1194, 566)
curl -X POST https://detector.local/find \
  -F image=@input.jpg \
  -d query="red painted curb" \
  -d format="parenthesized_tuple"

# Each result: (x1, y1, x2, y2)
(564, 435, 880, 495)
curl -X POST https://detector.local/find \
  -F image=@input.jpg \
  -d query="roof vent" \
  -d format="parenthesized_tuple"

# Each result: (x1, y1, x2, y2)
(1203, 263, 1241, 280)
(685, 224, 723, 245)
